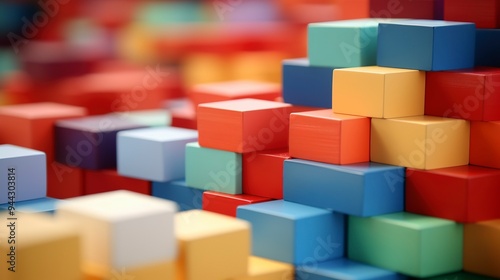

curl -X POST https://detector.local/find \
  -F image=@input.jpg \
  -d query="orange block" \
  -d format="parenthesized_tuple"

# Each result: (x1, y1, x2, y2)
(202, 191, 272, 217)
(84, 169, 151, 195)
(470, 121, 500, 169)
(289, 109, 370, 164)
(464, 219, 500, 278)
(197, 99, 292, 153)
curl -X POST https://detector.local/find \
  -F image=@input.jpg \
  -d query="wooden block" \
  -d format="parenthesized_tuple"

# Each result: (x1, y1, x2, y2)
(333, 66, 425, 118)
(406, 165, 500, 223)
(152, 179, 204, 211)
(282, 58, 334, 108)
(197, 98, 292, 153)
(371, 116, 470, 170)
(464, 220, 500, 278)
(0, 213, 82, 280)
(476, 29, 500, 68)
(113, 109, 172, 127)
(0, 197, 59, 214)
(56, 190, 178, 271)
(377, 20, 476, 71)
(237, 200, 345, 265)
(348, 212, 463, 278)
(167, 98, 197, 130)
(425, 67, 500, 121)
(82, 260, 175, 280)
(84, 169, 151, 195)
(181, 53, 231, 87)
(242, 149, 290, 199)
(55, 114, 147, 170)
(230, 256, 294, 280)
(202, 191, 272, 217)
(175, 210, 250, 280)
(370, 0, 436, 19)
(229, 51, 284, 83)
(444, 0, 500, 28)
(470, 121, 500, 169)
(117, 127, 198, 182)
(0, 144, 46, 204)
(290, 109, 370, 164)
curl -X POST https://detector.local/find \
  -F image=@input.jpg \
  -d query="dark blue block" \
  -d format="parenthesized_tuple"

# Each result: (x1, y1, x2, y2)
(283, 159, 405, 217)
(476, 29, 500, 67)
(282, 58, 335, 108)
(0, 197, 60, 214)
(152, 179, 204, 211)
(377, 20, 475, 71)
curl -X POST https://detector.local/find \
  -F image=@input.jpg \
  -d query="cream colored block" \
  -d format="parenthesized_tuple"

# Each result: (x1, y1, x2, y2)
(175, 210, 250, 280)
(0, 213, 81, 280)
(83, 260, 175, 280)
(371, 116, 470, 170)
(333, 66, 425, 118)
(230, 256, 294, 280)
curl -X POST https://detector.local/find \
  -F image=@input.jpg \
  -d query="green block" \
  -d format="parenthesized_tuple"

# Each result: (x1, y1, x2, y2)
(348, 212, 463, 278)
(114, 109, 172, 127)
(185, 142, 242, 194)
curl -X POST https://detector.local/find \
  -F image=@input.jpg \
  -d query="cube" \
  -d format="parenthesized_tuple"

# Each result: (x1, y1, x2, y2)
(175, 210, 250, 280)
(197, 98, 292, 153)
(56, 190, 178, 270)
(152, 179, 204, 211)
(84, 169, 151, 195)
(202, 191, 272, 217)
(237, 200, 345, 265)
(0, 144, 46, 204)
(444, 0, 500, 29)
(377, 20, 476, 71)
(333, 66, 425, 118)
(284, 159, 405, 216)
(371, 116, 470, 170)
(349, 212, 463, 278)
(470, 121, 500, 169)
(289, 110, 370, 164)
(0, 197, 60, 214)
(464, 219, 500, 278)
(231, 256, 294, 280)
(117, 127, 198, 182)
(186, 142, 242, 194)
(476, 29, 500, 67)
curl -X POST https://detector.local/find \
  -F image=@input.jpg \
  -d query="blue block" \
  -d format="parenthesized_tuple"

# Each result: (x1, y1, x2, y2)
(476, 29, 500, 67)
(0, 197, 60, 214)
(282, 58, 334, 108)
(283, 159, 405, 217)
(237, 200, 345, 265)
(295, 258, 407, 280)
(152, 179, 204, 211)
(377, 20, 475, 71)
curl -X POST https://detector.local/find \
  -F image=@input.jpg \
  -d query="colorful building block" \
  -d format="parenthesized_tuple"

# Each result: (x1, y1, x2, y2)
(197, 99, 292, 153)
(84, 169, 151, 195)
(175, 210, 250, 280)
(464, 219, 500, 278)
(152, 179, 204, 211)
(167, 98, 198, 129)
(113, 109, 172, 127)
(289, 110, 370, 164)
(231, 256, 294, 280)
(444, 0, 500, 29)
(202, 191, 272, 217)
(377, 20, 476, 71)
(237, 200, 345, 265)
(284, 159, 404, 216)
(406, 165, 500, 223)
(426, 68, 500, 121)
(371, 116, 470, 170)
(425, 271, 498, 280)
(333, 66, 425, 118)
(55, 115, 147, 170)
(370, 0, 436, 19)
(0, 197, 59, 214)
(348, 212, 463, 278)
(186, 142, 242, 194)
(281, 58, 334, 108)
(476, 29, 500, 67)
(56, 190, 178, 272)
(308, 19, 381, 68)
(0, 144, 46, 204)
(242, 149, 290, 199)
(83, 260, 175, 280)
(470, 121, 500, 169)
(117, 127, 198, 182)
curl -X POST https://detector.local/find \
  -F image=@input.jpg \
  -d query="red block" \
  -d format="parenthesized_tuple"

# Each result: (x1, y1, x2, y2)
(84, 169, 151, 195)
(202, 191, 272, 217)
(370, 0, 435, 19)
(243, 149, 290, 199)
(168, 99, 197, 130)
(406, 165, 500, 223)
(444, 0, 500, 29)
(425, 67, 500, 121)
(470, 121, 500, 169)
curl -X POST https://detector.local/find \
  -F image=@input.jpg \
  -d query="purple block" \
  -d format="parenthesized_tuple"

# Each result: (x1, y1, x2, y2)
(55, 114, 147, 170)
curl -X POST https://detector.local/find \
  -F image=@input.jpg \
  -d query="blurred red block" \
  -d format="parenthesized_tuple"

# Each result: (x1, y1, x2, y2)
(84, 169, 151, 195)
(167, 98, 197, 130)
(444, 0, 500, 29)
(370, 0, 436, 19)
(470, 121, 500, 169)
(202, 191, 272, 217)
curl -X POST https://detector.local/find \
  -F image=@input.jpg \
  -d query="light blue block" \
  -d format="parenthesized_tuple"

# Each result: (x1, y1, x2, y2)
(377, 20, 475, 71)
(185, 142, 242, 194)
(0, 197, 59, 214)
(152, 179, 203, 211)
(283, 159, 405, 217)
(237, 200, 345, 265)
(0, 144, 46, 204)
(117, 127, 198, 182)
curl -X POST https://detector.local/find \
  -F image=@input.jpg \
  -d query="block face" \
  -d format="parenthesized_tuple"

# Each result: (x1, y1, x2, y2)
(470, 121, 500, 169)
(371, 116, 470, 170)
(152, 179, 204, 211)
(464, 220, 500, 278)
(284, 159, 404, 216)
(370, 0, 436, 19)
(444, 0, 500, 29)
(202, 191, 272, 217)
(117, 127, 198, 182)
(232, 256, 294, 280)
(84, 169, 151, 195)
(348, 212, 463, 278)
(333, 66, 425, 118)
(377, 20, 476, 71)
(0, 197, 60, 214)
(186, 142, 242, 194)
(476, 29, 500, 67)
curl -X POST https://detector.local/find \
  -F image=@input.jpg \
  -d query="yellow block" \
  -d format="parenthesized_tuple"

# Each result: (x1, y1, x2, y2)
(230, 256, 294, 280)
(230, 51, 285, 83)
(0, 213, 81, 280)
(83, 260, 175, 280)
(182, 53, 231, 87)
(464, 220, 500, 278)
(175, 210, 250, 280)
(371, 116, 470, 170)
(333, 66, 425, 118)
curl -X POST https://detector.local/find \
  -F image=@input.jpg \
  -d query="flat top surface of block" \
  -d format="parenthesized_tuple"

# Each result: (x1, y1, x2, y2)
(0, 102, 86, 119)
(56, 114, 145, 132)
(282, 58, 309, 66)
(288, 159, 402, 175)
(309, 18, 384, 28)
(292, 109, 368, 120)
(237, 199, 332, 220)
(193, 80, 280, 96)
(335, 66, 418, 75)
(118, 126, 198, 142)
(389, 115, 464, 125)
(198, 98, 291, 112)
(175, 209, 249, 240)
(419, 165, 500, 179)
(472, 219, 500, 229)
(0, 144, 45, 158)
(113, 109, 172, 126)
(374, 212, 457, 230)
(383, 19, 475, 27)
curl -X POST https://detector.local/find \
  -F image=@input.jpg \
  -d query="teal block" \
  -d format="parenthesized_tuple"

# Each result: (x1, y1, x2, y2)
(185, 142, 242, 194)
(0, 197, 59, 214)
(152, 179, 203, 211)
(348, 212, 463, 278)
